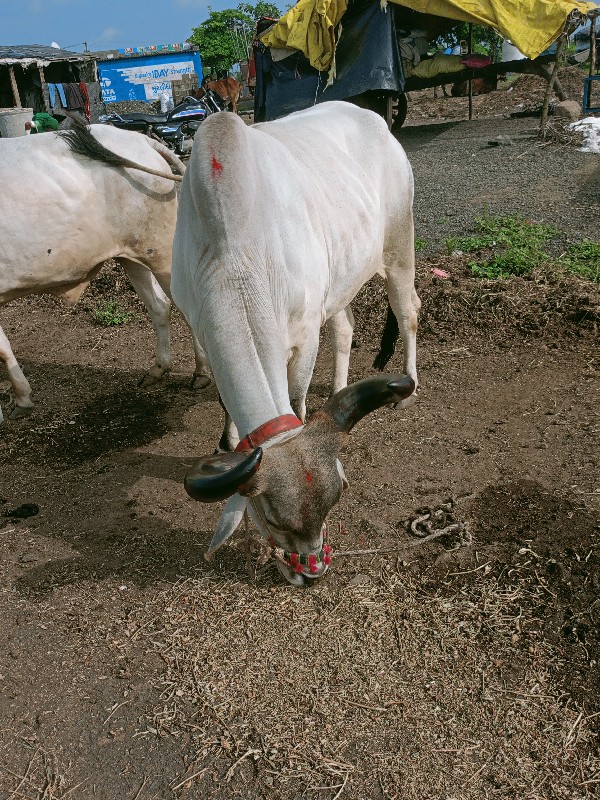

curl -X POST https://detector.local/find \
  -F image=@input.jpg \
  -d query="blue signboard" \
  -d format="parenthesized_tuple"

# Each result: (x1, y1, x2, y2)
(98, 49, 202, 103)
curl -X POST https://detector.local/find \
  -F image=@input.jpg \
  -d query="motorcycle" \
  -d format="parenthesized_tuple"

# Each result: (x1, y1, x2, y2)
(99, 90, 226, 155)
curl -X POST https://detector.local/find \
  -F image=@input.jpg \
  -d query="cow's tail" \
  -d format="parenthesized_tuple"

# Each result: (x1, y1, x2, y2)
(372, 302, 399, 371)
(58, 115, 184, 183)
(146, 137, 186, 178)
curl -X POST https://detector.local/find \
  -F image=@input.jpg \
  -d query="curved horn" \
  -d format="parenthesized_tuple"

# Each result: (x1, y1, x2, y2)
(321, 374, 415, 433)
(184, 447, 263, 503)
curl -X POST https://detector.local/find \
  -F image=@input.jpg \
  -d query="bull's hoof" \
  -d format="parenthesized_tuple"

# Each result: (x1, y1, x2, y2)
(138, 369, 169, 388)
(394, 390, 419, 410)
(190, 372, 212, 391)
(7, 400, 34, 420)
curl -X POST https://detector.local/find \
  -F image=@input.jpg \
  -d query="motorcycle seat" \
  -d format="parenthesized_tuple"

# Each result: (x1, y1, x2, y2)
(119, 112, 170, 123)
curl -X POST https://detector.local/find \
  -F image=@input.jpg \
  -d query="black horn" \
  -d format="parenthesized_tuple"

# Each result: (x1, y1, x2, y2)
(184, 447, 263, 503)
(321, 374, 415, 433)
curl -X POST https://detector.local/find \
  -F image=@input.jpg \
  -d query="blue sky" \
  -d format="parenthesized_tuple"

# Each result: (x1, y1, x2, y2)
(0, 0, 281, 52)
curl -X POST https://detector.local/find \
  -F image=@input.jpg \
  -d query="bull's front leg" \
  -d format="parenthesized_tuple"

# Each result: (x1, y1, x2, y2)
(0, 325, 34, 423)
(287, 329, 321, 421)
(327, 305, 355, 394)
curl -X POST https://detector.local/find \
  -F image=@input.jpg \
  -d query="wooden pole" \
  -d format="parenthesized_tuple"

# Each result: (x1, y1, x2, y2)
(540, 29, 565, 131)
(9, 65, 22, 107)
(589, 16, 597, 77)
(468, 23, 473, 120)
(38, 65, 47, 111)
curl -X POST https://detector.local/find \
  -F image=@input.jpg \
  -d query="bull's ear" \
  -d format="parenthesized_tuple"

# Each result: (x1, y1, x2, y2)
(184, 448, 262, 503)
(206, 494, 249, 556)
(337, 459, 349, 490)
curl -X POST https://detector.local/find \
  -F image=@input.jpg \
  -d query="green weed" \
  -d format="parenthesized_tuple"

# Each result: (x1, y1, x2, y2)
(92, 301, 133, 326)
(559, 240, 600, 283)
(446, 213, 559, 279)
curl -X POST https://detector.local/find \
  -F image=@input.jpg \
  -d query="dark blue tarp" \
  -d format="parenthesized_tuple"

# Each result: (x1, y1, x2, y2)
(254, 0, 404, 121)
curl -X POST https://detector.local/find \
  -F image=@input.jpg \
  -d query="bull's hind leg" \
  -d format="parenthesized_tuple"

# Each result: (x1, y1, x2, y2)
(138, 264, 212, 390)
(0, 325, 34, 423)
(120, 260, 172, 385)
(382, 219, 420, 403)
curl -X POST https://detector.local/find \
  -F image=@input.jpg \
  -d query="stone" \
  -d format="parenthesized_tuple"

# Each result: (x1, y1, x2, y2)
(554, 100, 581, 121)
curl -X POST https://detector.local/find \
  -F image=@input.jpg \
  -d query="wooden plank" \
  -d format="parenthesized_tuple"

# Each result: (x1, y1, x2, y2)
(9, 65, 22, 107)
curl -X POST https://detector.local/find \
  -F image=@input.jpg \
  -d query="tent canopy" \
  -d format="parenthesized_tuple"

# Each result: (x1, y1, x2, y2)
(261, 0, 598, 72)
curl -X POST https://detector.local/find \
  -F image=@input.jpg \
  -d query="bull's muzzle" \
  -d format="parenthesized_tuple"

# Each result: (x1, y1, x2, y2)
(269, 525, 332, 586)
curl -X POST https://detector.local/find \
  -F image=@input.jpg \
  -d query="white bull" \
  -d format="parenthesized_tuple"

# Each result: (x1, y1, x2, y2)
(0, 123, 210, 423)
(172, 101, 420, 585)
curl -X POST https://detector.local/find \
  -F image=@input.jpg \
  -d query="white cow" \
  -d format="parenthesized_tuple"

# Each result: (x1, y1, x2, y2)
(0, 123, 210, 423)
(172, 101, 420, 585)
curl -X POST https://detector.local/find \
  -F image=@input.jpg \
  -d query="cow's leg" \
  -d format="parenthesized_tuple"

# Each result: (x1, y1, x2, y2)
(142, 265, 213, 390)
(287, 332, 321, 422)
(0, 325, 34, 423)
(217, 397, 240, 453)
(327, 305, 355, 394)
(384, 227, 420, 405)
(119, 260, 172, 385)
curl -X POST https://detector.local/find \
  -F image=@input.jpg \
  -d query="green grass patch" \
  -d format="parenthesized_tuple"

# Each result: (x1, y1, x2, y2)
(92, 301, 133, 326)
(446, 213, 562, 280)
(559, 240, 600, 283)
(415, 237, 427, 252)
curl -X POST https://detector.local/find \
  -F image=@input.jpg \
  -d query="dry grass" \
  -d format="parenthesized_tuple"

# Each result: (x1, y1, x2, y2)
(110, 512, 599, 799)
(0, 738, 84, 800)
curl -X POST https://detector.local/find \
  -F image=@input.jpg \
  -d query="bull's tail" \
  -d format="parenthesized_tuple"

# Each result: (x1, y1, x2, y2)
(146, 136, 186, 177)
(58, 115, 184, 183)
(372, 303, 399, 371)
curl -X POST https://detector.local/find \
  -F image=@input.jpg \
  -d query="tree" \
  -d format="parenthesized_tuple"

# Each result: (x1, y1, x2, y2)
(190, 2, 281, 75)
(432, 23, 503, 60)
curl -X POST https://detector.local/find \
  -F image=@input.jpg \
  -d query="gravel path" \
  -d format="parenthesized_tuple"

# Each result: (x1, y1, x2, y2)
(398, 116, 599, 251)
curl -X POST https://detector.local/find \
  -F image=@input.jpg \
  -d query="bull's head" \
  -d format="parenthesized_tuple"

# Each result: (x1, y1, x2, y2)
(185, 374, 415, 586)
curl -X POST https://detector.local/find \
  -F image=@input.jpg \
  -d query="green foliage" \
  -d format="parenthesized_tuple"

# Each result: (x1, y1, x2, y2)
(446, 214, 599, 283)
(190, 2, 281, 74)
(92, 301, 133, 327)
(446, 213, 559, 279)
(414, 237, 427, 252)
(559, 240, 600, 283)
(432, 23, 503, 58)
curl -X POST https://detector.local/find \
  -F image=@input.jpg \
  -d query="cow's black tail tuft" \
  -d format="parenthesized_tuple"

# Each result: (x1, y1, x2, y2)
(59, 114, 131, 169)
(372, 303, 399, 371)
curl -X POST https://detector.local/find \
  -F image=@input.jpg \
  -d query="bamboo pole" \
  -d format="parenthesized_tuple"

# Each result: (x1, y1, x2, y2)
(589, 16, 597, 77)
(468, 23, 473, 120)
(9, 65, 22, 107)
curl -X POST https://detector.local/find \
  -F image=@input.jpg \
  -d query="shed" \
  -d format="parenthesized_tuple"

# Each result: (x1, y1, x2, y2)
(0, 45, 98, 115)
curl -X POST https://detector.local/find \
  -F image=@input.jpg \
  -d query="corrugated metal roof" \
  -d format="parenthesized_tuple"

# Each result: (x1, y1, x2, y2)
(94, 46, 199, 62)
(0, 44, 91, 62)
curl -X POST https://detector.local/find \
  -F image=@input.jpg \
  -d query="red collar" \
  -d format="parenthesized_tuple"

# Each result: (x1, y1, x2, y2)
(235, 414, 302, 452)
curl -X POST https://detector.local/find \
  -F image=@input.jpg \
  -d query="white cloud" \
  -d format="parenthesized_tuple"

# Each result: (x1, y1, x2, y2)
(98, 27, 123, 42)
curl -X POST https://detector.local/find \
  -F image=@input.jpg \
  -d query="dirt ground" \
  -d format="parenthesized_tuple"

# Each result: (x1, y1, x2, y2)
(0, 75, 599, 799)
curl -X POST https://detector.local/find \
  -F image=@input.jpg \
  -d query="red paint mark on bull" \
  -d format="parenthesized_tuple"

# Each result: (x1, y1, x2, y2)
(211, 154, 223, 178)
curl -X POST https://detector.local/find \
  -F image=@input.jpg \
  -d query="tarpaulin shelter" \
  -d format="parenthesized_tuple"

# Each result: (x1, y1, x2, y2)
(253, 0, 598, 122)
